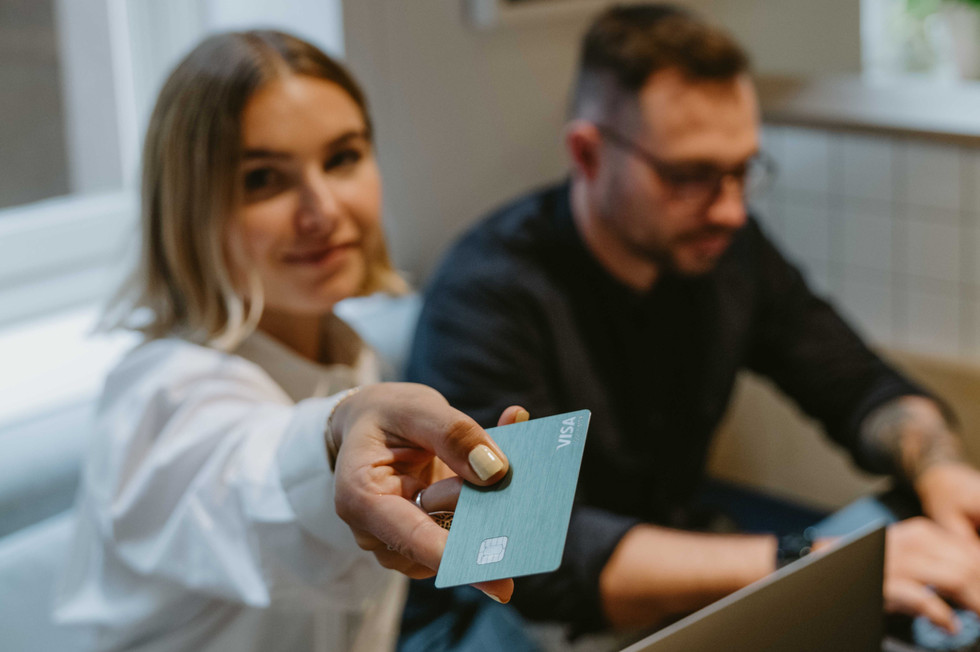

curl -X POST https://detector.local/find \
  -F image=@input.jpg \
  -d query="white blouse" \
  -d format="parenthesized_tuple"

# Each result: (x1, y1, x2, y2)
(54, 319, 406, 652)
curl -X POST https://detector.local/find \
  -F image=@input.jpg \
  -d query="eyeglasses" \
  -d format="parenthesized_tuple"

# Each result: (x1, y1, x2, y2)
(595, 125, 777, 208)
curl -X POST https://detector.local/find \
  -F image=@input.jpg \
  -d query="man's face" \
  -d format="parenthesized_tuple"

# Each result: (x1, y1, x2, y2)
(594, 70, 759, 276)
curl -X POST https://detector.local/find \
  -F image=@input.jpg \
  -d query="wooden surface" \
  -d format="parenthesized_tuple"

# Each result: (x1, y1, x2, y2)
(757, 74, 980, 147)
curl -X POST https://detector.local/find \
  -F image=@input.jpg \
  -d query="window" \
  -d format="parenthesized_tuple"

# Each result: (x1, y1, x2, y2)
(862, 0, 980, 80)
(0, 0, 344, 429)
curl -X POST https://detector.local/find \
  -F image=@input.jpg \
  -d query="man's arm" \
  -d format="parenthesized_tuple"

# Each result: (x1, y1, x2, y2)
(860, 395, 980, 542)
(859, 395, 965, 487)
(744, 222, 980, 628)
(743, 221, 934, 466)
(858, 397, 980, 629)
(598, 526, 775, 628)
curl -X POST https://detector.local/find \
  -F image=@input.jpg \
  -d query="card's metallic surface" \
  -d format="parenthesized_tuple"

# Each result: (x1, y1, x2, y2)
(435, 410, 591, 588)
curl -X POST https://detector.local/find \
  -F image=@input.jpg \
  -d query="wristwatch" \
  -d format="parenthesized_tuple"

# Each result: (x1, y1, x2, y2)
(776, 527, 817, 569)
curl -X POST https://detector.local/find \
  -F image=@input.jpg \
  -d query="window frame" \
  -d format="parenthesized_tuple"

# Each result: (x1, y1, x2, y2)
(0, 0, 346, 426)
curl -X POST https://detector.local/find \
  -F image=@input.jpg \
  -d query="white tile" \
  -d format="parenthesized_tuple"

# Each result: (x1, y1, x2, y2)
(800, 258, 832, 297)
(839, 263, 892, 287)
(966, 226, 980, 287)
(905, 220, 961, 283)
(841, 133, 893, 202)
(840, 276, 894, 344)
(904, 205, 960, 225)
(782, 202, 831, 263)
(969, 151, 980, 216)
(905, 140, 961, 212)
(839, 201, 894, 273)
(760, 123, 784, 163)
(904, 286, 961, 358)
(779, 127, 831, 196)
(749, 194, 780, 238)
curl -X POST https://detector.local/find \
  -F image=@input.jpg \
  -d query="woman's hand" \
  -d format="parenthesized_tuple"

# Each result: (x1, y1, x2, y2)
(331, 382, 526, 603)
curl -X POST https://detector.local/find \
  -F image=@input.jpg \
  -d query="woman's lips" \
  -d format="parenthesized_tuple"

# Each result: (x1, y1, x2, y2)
(282, 242, 356, 266)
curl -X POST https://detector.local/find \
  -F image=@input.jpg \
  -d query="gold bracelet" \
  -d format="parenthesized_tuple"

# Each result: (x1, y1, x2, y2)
(325, 387, 361, 472)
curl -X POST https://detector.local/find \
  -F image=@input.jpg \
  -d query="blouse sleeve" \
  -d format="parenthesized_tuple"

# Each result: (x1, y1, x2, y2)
(87, 340, 389, 609)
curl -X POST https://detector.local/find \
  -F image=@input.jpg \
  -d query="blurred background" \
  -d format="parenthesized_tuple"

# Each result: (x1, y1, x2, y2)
(1, 0, 980, 648)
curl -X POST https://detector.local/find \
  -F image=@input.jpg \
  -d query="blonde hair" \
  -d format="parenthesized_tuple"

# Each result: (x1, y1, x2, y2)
(104, 30, 406, 350)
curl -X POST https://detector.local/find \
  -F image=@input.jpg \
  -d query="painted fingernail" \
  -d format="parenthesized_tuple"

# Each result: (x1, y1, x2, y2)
(482, 590, 506, 603)
(469, 444, 504, 481)
(515, 409, 530, 423)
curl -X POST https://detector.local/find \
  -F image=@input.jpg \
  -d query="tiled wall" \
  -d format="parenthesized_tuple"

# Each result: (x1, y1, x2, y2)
(756, 124, 980, 361)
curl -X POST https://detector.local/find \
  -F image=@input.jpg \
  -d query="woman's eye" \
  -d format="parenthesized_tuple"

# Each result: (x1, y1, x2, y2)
(243, 167, 279, 192)
(242, 167, 290, 201)
(324, 149, 363, 171)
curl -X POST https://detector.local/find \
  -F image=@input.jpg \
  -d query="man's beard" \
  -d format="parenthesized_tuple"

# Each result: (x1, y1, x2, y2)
(631, 224, 739, 276)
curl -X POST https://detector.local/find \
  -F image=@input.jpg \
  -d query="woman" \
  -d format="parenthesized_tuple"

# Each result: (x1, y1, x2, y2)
(54, 31, 517, 652)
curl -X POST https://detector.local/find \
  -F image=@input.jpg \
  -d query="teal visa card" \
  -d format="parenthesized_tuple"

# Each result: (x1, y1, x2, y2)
(435, 410, 590, 588)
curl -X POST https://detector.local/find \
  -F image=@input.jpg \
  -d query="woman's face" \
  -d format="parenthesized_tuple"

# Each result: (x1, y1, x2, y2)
(232, 74, 382, 316)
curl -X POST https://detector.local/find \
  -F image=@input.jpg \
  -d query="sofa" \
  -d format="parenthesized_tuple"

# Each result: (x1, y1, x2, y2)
(0, 294, 422, 651)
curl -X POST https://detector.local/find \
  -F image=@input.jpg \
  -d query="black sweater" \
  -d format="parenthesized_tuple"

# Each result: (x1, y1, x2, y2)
(407, 181, 924, 631)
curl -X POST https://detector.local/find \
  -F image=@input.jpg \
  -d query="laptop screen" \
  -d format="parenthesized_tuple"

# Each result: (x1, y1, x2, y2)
(621, 525, 886, 652)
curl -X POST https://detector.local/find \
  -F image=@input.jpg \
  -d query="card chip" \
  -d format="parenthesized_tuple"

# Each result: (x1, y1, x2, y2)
(477, 536, 508, 565)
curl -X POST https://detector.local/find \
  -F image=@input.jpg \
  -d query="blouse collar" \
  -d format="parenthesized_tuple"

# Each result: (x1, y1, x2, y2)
(234, 314, 378, 403)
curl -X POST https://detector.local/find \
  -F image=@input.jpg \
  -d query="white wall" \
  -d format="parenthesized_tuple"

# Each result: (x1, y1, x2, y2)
(683, 0, 862, 76)
(343, 0, 863, 282)
(125, 0, 346, 173)
(343, 0, 594, 281)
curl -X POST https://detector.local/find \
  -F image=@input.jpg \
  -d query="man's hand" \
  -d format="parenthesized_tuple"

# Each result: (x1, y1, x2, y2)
(331, 382, 525, 603)
(884, 517, 980, 633)
(917, 462, 980, 542)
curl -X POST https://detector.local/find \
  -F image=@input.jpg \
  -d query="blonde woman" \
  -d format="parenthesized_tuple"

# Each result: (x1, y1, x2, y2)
(54, 31, 517, 652)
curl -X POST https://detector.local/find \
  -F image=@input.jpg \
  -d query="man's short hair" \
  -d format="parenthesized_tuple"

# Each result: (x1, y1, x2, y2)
(571, 3, 750, 120)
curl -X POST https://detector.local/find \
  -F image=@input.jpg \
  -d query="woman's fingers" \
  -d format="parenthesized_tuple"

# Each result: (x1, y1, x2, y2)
(346, 493, 513, 602)
(497, 405, 530, 427)
(473, 578, 515, 604)
(339, 383, 511, 486)
(340, 492, 450, 572)
(369, 548, 438, 580)
(332, 384, 524, 603)
(418, 476, 463, 513)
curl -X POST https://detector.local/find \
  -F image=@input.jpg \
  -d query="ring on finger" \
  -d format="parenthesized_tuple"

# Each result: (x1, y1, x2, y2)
(412, 488, 453, 531)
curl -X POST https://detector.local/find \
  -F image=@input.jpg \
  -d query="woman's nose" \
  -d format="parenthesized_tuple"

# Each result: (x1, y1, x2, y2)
(295, 172, 340, 236)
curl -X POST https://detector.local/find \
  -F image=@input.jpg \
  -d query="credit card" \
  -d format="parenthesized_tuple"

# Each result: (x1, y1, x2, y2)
(435, 410, 591, 588)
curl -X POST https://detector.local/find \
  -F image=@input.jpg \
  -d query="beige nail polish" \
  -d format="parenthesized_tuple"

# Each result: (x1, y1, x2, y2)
(469, 444, 504, 481)
(515, 409, 530, 423)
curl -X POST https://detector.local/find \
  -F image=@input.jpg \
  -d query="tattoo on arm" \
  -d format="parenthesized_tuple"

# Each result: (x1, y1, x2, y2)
(859, 396, 964, 483)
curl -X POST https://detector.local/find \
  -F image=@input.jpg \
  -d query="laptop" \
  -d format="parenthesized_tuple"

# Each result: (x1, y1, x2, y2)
(620, 524, 886, 652)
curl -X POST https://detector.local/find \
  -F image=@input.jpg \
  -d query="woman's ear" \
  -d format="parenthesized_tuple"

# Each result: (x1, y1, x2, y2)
(563, 120, 602, 181)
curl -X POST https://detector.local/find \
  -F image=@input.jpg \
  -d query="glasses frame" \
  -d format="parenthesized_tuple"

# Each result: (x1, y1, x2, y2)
(594, 124, 777, 209)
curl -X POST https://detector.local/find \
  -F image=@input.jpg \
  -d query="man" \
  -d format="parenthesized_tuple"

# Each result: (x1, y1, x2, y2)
(406, 4, 980, 644)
